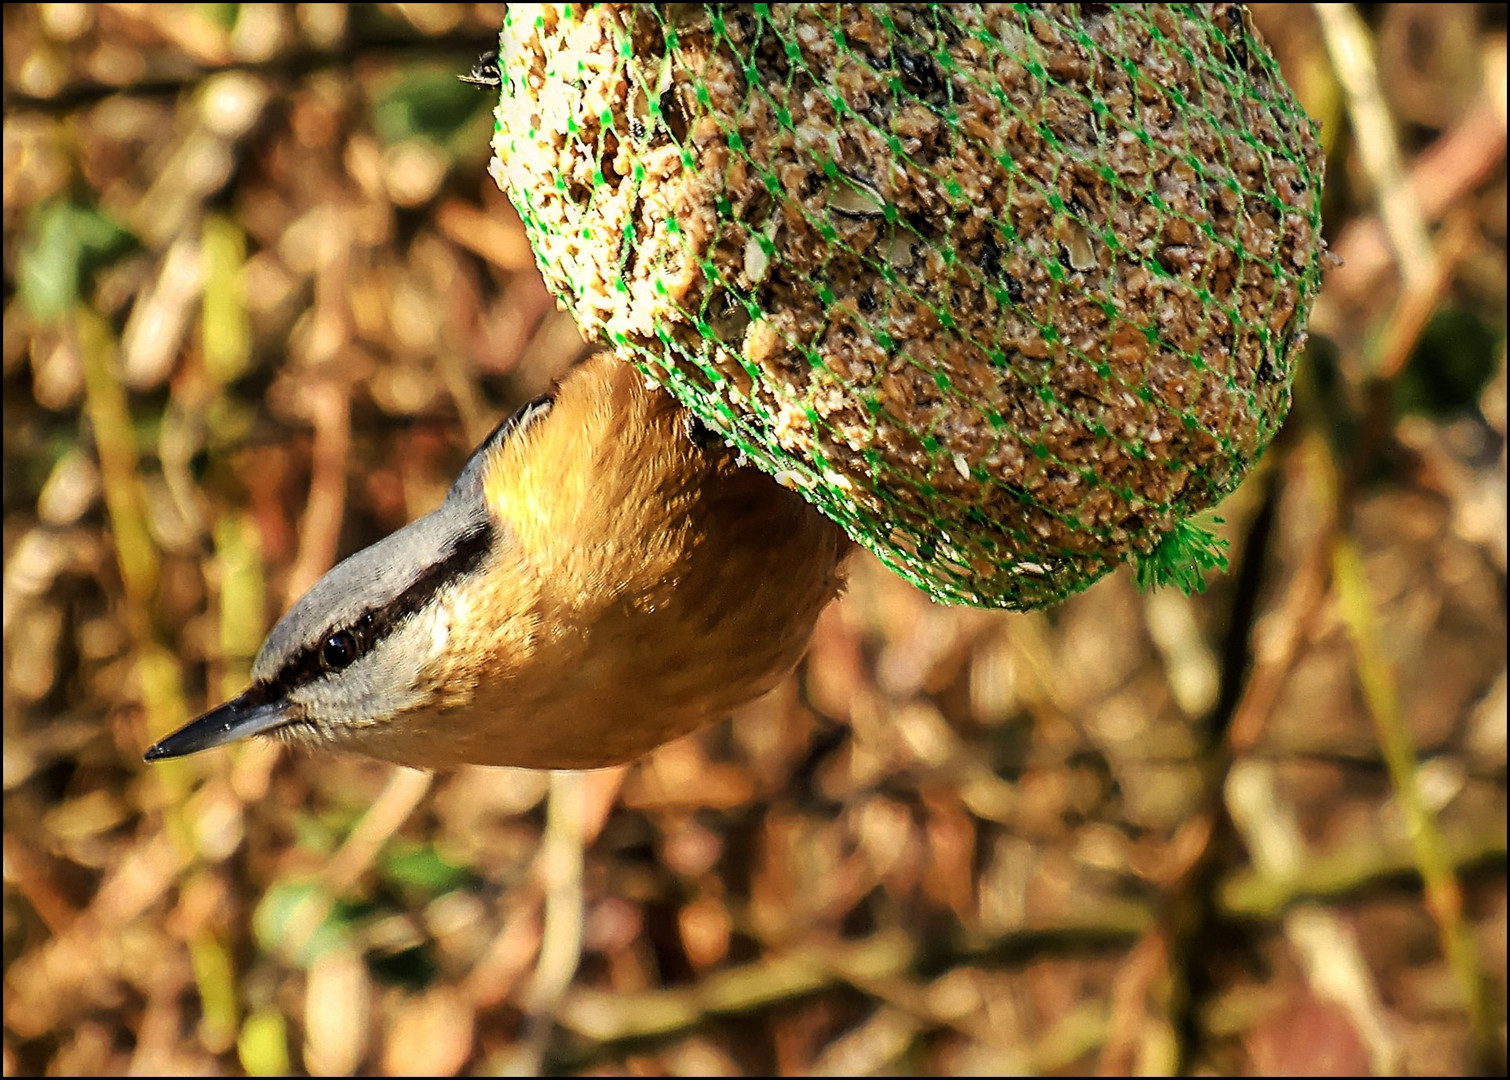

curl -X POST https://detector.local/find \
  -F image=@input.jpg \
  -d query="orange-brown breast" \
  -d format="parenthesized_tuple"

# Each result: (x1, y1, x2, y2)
(350, 354, 849, 770)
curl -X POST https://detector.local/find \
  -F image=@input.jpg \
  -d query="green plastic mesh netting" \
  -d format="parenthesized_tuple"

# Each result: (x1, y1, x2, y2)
(488, 3, 1328, 608)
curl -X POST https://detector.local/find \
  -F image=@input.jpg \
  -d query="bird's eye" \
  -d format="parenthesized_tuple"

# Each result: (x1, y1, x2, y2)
(321, 631, 358, 670)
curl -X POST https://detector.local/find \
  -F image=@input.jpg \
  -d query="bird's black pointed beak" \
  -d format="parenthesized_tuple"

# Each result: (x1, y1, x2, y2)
(143, 689, 295, 761)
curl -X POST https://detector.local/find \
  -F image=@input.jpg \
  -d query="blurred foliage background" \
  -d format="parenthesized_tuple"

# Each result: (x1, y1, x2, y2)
(2, 3, 1505, 1075)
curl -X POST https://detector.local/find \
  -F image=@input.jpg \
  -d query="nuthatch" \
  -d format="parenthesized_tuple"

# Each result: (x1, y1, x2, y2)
(146, 353, 849, 770)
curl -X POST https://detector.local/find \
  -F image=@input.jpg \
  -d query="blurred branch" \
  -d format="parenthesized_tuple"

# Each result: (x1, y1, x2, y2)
(1096, 930, 1175, 1075)
(1314, 3, 1434, 292)
(2, 835, 83, 936)
(1332, 536, 1502, 1071)
(77, 306, 159, 614)
(556, 929, 912, 1043)
(1367, 210, 1479, 382)
(435, 199, 538, 274)
(499, 767, 627, 1073)
(1100, 463, 1293, 1075)
(554, 918, 1148, 1067)
(283, 382, 351, 604)
(278, 767, 434, 965)
(500, 770, 589, 1076)
(1283, 904, 1401, 1073)
(78, 300, 194, 796)
(0, 32, 503, 116)
(1317, 43, 1507, 313)
(188, 928, 239, 1052)
(1220, 822, 1506, 917)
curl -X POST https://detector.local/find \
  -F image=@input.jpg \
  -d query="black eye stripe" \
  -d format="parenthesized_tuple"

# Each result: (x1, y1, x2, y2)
(261, 520, 493, 696)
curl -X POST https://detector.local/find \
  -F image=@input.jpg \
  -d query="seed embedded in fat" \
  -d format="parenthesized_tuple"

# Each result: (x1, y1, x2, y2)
(744, 234, 770, 283)
(827, 176, 886, 219)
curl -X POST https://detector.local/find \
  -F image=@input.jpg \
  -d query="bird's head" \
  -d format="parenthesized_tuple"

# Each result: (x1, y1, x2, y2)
(144, 397, 553, 763)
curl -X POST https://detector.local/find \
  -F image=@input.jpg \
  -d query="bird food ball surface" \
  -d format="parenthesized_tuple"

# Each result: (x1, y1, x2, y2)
(491, 3, 1328, 608)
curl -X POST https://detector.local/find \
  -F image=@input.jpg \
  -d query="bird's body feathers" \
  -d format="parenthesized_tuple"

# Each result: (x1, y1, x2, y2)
(147, 353, 849, 770)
